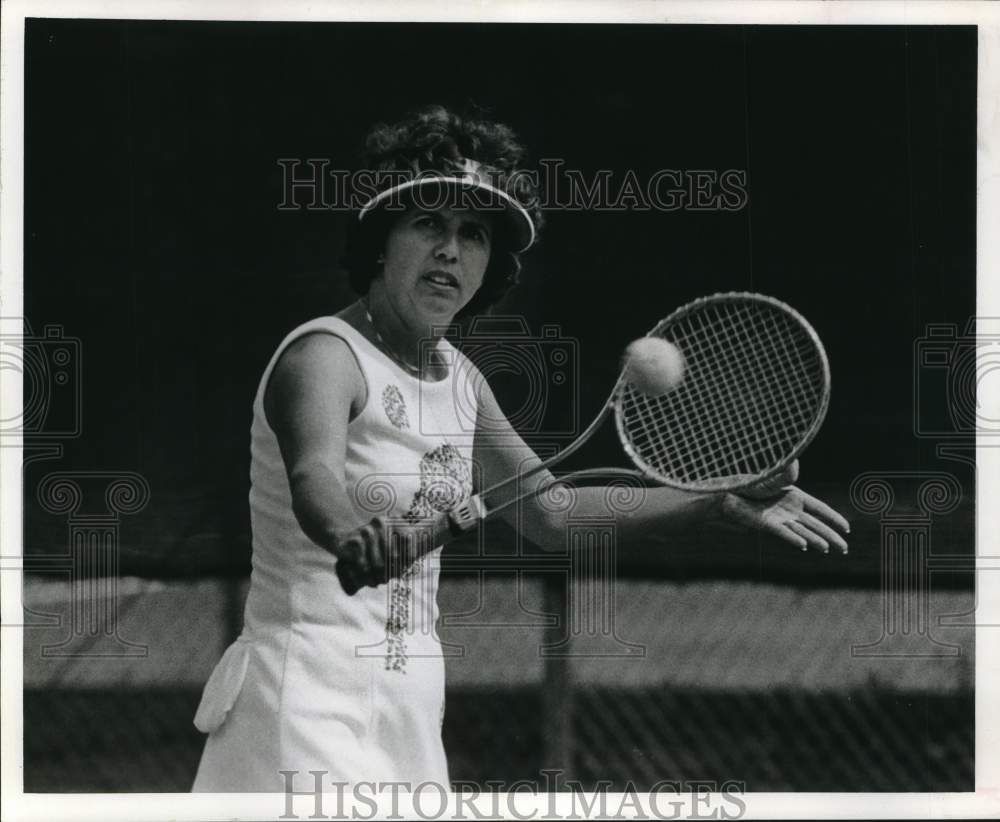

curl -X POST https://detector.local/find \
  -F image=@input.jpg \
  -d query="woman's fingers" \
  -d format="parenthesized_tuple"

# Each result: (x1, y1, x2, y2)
(335, 516, 445, 594)
(333, 517, 390, 592)
(798, 510, 849, 554)
(333, 528, 369, 594)
(800, 491, 851, 534)
(725, 495, 807, 550)
(783, 520, 830, 554)
(765, 519, 809, 552)
(724, 490, 850, 556)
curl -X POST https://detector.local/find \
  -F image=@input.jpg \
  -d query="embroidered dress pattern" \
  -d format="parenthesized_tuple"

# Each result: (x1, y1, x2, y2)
(382, 385, 410, 430)
(385, 561, 420, 674)
(384, 443, 472, 673)
(403, 444, 472, 523)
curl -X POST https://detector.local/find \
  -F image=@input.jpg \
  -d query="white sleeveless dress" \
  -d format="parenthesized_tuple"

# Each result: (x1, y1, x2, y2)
(192, 317, 478, 792)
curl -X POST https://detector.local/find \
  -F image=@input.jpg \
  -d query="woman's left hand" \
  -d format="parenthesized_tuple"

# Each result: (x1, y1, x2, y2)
(719, 462, 850, 554)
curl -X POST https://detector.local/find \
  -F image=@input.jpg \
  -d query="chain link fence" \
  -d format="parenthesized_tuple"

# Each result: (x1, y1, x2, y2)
(22, 574, 974, 793)
(23, 684, 972, 793)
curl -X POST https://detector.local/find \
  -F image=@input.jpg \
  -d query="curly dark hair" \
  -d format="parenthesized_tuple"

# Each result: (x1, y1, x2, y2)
(341, 105, 543, 319)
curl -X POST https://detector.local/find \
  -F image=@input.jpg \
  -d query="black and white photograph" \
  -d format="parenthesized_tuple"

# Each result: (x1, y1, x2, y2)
(2, 2, 998, 820)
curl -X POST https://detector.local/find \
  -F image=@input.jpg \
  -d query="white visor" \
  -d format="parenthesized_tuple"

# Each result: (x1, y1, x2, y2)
(357, 168, 536, 253)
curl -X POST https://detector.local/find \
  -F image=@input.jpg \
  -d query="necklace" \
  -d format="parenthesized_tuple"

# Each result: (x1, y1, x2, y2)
(362, 298, 422, 375)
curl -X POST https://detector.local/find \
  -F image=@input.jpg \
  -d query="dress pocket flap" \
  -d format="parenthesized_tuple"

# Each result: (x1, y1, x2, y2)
(193, 638, 251, 733)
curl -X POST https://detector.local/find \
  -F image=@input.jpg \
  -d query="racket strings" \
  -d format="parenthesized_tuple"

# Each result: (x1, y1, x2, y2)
(618, 298, 827, 487)
(696, 306, 822, 473)
(725, 306, 822, 441)
(661, 306, 792, 473)
(680, 306, 820, 475)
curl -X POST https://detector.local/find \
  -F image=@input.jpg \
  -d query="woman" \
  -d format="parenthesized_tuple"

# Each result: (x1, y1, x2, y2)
(191, 106, 849, 792)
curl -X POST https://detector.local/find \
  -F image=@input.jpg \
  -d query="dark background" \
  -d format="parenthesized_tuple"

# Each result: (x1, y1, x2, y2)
(23, 20, 976, 576)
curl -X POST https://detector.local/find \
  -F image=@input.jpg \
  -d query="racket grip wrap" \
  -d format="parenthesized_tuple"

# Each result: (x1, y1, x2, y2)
(447, 496, 485, 536)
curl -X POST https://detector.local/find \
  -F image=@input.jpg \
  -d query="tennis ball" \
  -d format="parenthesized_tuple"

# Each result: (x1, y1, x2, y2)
(623, 337, 686, 395)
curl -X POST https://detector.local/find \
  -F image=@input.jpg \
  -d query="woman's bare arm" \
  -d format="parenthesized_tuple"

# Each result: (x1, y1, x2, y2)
(472, 376, 848, 554)
(264, 333, 368, 555)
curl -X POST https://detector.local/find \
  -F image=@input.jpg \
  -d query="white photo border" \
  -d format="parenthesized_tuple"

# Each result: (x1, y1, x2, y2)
(2, 1, 998, 820)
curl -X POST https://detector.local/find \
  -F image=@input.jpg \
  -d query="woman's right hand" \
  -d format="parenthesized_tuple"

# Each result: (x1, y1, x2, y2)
(332, 517, 387, 595)
(333, 516, 448, 595)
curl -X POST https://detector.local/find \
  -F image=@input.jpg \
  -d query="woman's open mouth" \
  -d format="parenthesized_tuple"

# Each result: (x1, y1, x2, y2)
(422, 270, 459, 290)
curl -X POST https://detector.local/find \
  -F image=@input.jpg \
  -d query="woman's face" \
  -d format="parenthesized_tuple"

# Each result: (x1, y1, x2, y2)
(378, 205, 494, 325)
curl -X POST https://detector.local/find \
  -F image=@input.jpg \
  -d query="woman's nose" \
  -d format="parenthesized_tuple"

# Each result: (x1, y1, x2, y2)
(434, 230, 460, 262)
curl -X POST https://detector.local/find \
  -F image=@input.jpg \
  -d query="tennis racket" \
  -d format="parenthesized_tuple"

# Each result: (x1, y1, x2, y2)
(336, 291, 831, 595)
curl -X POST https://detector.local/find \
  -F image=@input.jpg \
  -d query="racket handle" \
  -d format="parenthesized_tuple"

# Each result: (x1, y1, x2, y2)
(335, 496, 486, 595)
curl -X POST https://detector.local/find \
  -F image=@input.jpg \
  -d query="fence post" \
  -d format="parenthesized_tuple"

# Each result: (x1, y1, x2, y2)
(542, 574, 572, 780)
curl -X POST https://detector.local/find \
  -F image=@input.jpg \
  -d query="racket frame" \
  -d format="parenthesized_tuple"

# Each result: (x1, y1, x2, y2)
(613, 291, 831, 492)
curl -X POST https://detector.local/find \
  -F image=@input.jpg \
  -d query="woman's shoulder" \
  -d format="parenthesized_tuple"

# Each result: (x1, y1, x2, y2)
(264, 322, 368, 427)
(278, 327, 357, 368)
(279, 312, 363, 346)
(269, 309, 378, 369)
(267, 306, 365, 373)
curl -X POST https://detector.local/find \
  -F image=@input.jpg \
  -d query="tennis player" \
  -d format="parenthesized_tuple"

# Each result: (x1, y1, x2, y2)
(191, 105, 849, 792)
